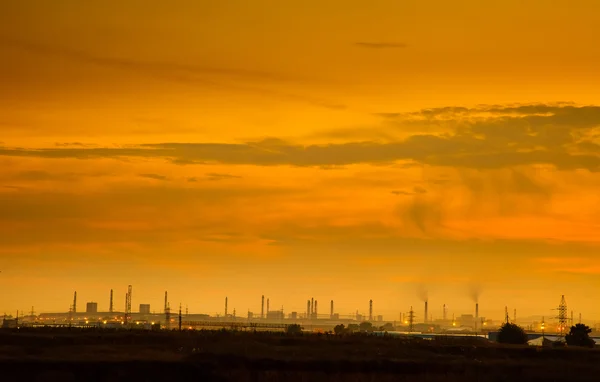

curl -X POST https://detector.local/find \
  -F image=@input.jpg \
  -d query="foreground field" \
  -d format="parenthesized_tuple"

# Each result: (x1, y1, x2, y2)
(1, 329, 599, 381)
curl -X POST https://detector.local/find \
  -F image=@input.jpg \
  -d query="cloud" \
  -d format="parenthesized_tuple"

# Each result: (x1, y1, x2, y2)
(206, 173, 242, 181)
(354, 42, 407, 49)
(1, 104, 599, 171)
(391, 186, 428, 196)
(138, 173, 169, 181)
(1, 36, 345, 110)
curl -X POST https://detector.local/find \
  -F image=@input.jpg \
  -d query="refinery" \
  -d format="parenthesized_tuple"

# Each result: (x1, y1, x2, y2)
(2, 286, 592, 339)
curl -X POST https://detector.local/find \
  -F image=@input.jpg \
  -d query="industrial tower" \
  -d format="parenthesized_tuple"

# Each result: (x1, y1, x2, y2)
(261, 295, 265, 319)
(330, 300, 334, 319)
(72, 291, 77, 314)
(109, 289, 114, 313)
(369, 300, 373, 321)
(124, 285, 132, 325)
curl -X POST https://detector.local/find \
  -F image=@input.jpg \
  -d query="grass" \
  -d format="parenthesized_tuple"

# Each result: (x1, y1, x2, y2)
(1, 328, 598, 381)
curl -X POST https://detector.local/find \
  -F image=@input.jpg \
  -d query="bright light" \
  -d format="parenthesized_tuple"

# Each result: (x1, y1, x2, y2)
(85, 320, 89, 324)
(151, 322, 155, 325)
(103, 320, 107, 324)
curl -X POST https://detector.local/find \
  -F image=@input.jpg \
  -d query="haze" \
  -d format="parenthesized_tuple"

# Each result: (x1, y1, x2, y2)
(1, 0, 599, 320)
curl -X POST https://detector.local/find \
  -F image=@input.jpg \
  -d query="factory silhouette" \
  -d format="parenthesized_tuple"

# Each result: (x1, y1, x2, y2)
(2, 285, 580, 337)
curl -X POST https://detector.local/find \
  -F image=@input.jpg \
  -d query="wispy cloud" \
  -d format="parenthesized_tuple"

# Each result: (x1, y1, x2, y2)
(0, 36, 345, 110)
(138, 173, 169, 181)
(206, 173, 242, 181)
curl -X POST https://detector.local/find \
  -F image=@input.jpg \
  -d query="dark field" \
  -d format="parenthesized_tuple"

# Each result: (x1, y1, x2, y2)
(1, 329, 599, 382)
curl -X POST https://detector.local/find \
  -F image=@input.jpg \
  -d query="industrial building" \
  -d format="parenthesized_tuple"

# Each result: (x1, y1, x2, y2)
(86, 302, 98, 314)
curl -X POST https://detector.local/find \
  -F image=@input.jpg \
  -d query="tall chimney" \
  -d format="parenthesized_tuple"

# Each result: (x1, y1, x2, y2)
(261, 295, 265, 319)
(73, 291, 77, 314)
(225, 297, 228, 317)
(109, 289, 114, 313)
(164, 291, 168, 313)
(267, 298, 270, 314)
(307, 300, 311, 319)
(475, 302, 479, 319)
(311, 298, 314, 316)
(443, 304, 447, 321)
(330, 300, 334, 319)
(424, 300, 428, 324)
(314, 300, 318, 318)
(369, 299, 373, 321)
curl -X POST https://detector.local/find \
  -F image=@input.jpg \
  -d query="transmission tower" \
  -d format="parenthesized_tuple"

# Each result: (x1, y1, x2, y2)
(556, 295, 567, 336)
(407, 306, 415, 332)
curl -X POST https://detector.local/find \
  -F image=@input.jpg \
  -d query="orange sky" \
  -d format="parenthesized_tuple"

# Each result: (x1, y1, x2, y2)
(1, 0, 600, 321)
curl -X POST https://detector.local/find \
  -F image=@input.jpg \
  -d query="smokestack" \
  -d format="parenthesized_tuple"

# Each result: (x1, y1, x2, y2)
(475, 302, 479, 319)
(311, 298, 314, 316)
(261, 295, 265, 319)
(73, 291, 77, 314)
(109, 290, 114, 313)
(307, 300, 311, 319)
(424, 300, 428, 324)
(330, 300, 334, 319)
(164, 291, 168, 313)
(369, 299, 373, 321)
(225, 297, 228, 317)
(267, 298, 270, 314)
(314, 300, 318, 318)
(443, 304, 447, 321)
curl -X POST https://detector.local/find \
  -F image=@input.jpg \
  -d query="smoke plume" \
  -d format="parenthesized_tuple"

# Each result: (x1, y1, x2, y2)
(468, 282, 482, 303)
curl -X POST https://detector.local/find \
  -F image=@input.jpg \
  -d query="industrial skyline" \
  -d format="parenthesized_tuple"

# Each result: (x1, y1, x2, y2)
(3, 285, 592, 331)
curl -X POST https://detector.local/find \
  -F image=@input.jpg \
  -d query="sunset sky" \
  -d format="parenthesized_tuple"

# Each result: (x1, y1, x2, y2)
(1, 0, 600, 321)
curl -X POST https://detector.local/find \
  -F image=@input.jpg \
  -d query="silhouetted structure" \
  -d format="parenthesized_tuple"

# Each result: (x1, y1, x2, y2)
(424, 300, 428, 324)
(178, 304, 182, 331)
(330, 300, 334, 319)
(109, 289, 114, 313)
(225, 297, 228, 317)
(124, 285, 132, 325)
(261, 295, 265, 319)
(86, 302, 98, 314)
(164, 291, 168, 313)
(140, 304, 150, 315)
(407, 306, 415, 332)
(72, 291, 77, 314)
(557, 295, 567, 335)
(369, 300, 373, 321)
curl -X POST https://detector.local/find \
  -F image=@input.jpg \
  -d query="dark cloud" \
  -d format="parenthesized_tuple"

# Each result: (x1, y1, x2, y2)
(0, 104, 598, 171)
(139, 173, 169, 181)
(355, 42, 407, 49)
(413, 186, 428, 194)
(391, 190, 412, 196)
